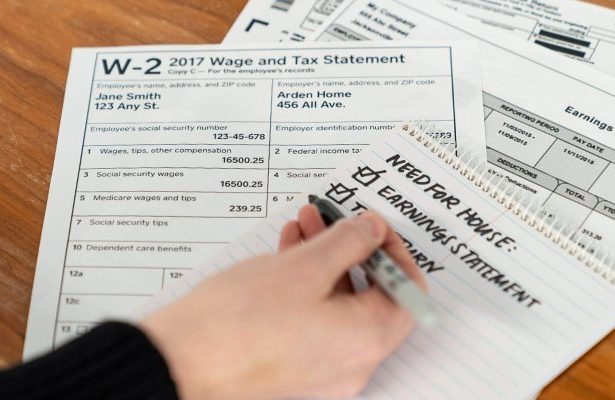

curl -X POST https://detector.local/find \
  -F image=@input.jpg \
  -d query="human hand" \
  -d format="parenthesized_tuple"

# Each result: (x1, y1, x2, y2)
(140, 205, 426, 400)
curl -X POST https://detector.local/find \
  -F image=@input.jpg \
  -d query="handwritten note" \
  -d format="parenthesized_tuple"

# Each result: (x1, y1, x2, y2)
(144, 127, 615, 399)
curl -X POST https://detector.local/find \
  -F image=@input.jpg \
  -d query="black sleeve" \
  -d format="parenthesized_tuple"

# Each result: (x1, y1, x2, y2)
(0, 322, 179, 400)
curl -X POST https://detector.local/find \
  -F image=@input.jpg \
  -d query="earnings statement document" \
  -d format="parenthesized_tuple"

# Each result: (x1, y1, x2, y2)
(313, 0, 615, 250)
(225, 0, 346, 43)
(24, 41, 486, 357)
(227, 0, 615, 78)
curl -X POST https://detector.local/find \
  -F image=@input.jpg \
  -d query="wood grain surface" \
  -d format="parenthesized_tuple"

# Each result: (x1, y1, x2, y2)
(0, 0, 613, 398)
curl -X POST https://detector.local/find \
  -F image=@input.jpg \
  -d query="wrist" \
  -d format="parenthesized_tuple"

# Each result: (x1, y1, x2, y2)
(140, 304, 273, 400)
(139, 311, 207, 400)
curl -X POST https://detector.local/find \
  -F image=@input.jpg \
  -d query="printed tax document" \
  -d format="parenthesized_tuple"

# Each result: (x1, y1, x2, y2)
(225, 0, 346, 43)
(226, 0, 615, 76)
(313, 0, 615, 250)
(144, 127, 615, 400)
(24, 41, 486, 357)
(438, 0, 615, 77)
(223, 0, 300, 42)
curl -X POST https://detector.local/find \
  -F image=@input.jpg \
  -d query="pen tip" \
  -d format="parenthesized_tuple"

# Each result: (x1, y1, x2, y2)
(308, 194, 318, 204)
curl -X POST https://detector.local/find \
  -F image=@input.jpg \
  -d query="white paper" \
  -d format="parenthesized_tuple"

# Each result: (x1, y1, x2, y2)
(234, 0, 615, 77)
(312, 0, 615, 248)
(145, 128, 615, 400)
(225, 0, 347, 43)
(438, 0, 615, 77)
(285, 0, 347, 36)
(223, 0, 297, 42)
(24, 40, 486, 357)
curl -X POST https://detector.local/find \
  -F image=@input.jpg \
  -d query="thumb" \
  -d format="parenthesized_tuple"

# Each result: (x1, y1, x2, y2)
(286, 212, 388, 292)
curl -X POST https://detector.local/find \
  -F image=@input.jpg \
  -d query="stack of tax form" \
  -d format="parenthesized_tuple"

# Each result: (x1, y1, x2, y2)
(226, 0, 615, 247)
(25, 0, 615, 398)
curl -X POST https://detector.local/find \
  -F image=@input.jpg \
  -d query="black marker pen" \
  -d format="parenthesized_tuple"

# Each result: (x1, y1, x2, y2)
(309, 194, 437, 328)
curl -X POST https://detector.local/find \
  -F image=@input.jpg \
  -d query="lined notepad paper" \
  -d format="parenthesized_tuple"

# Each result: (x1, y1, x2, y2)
(142, 128, 615, 400)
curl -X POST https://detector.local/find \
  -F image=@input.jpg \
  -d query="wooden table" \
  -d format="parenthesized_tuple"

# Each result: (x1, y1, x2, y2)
(0, 0, 613, 398)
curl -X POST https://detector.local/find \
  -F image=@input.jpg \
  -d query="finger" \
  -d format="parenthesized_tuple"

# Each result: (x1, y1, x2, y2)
(333, 274, 354, 294)
(378, 223, 428, 293)
(299, 205, 354, 293)
(278, 221, 303, 252)
(329, 288, 414, 367)
(297, 204, 327, 239)
(286, 212, 388, 291)
(354, 288, 414, 352)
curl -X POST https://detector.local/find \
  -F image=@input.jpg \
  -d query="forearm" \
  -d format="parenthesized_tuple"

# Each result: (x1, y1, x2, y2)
(0, 322, 178, 400)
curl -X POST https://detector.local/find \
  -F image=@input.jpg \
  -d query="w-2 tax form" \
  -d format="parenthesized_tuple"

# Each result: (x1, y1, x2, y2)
(24, 41, 485, 357)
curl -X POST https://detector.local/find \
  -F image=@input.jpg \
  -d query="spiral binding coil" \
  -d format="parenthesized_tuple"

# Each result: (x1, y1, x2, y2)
(401, 122, 615, 285)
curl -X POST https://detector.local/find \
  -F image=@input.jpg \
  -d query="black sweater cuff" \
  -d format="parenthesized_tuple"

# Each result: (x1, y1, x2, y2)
(0, 322, 179, 400)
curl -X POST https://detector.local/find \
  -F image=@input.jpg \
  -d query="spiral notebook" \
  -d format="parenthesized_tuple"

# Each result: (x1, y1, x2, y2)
(142, 125, 615, 399)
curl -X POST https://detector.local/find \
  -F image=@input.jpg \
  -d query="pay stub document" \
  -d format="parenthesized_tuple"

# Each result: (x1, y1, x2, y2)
(144, 128, 615, 400)
(24, 41, 486, 357)
(439, 0, 615, 77)
(226, 0, 615, 78)
(313, 0, 615, 249)
(225, 0, 346, 43)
